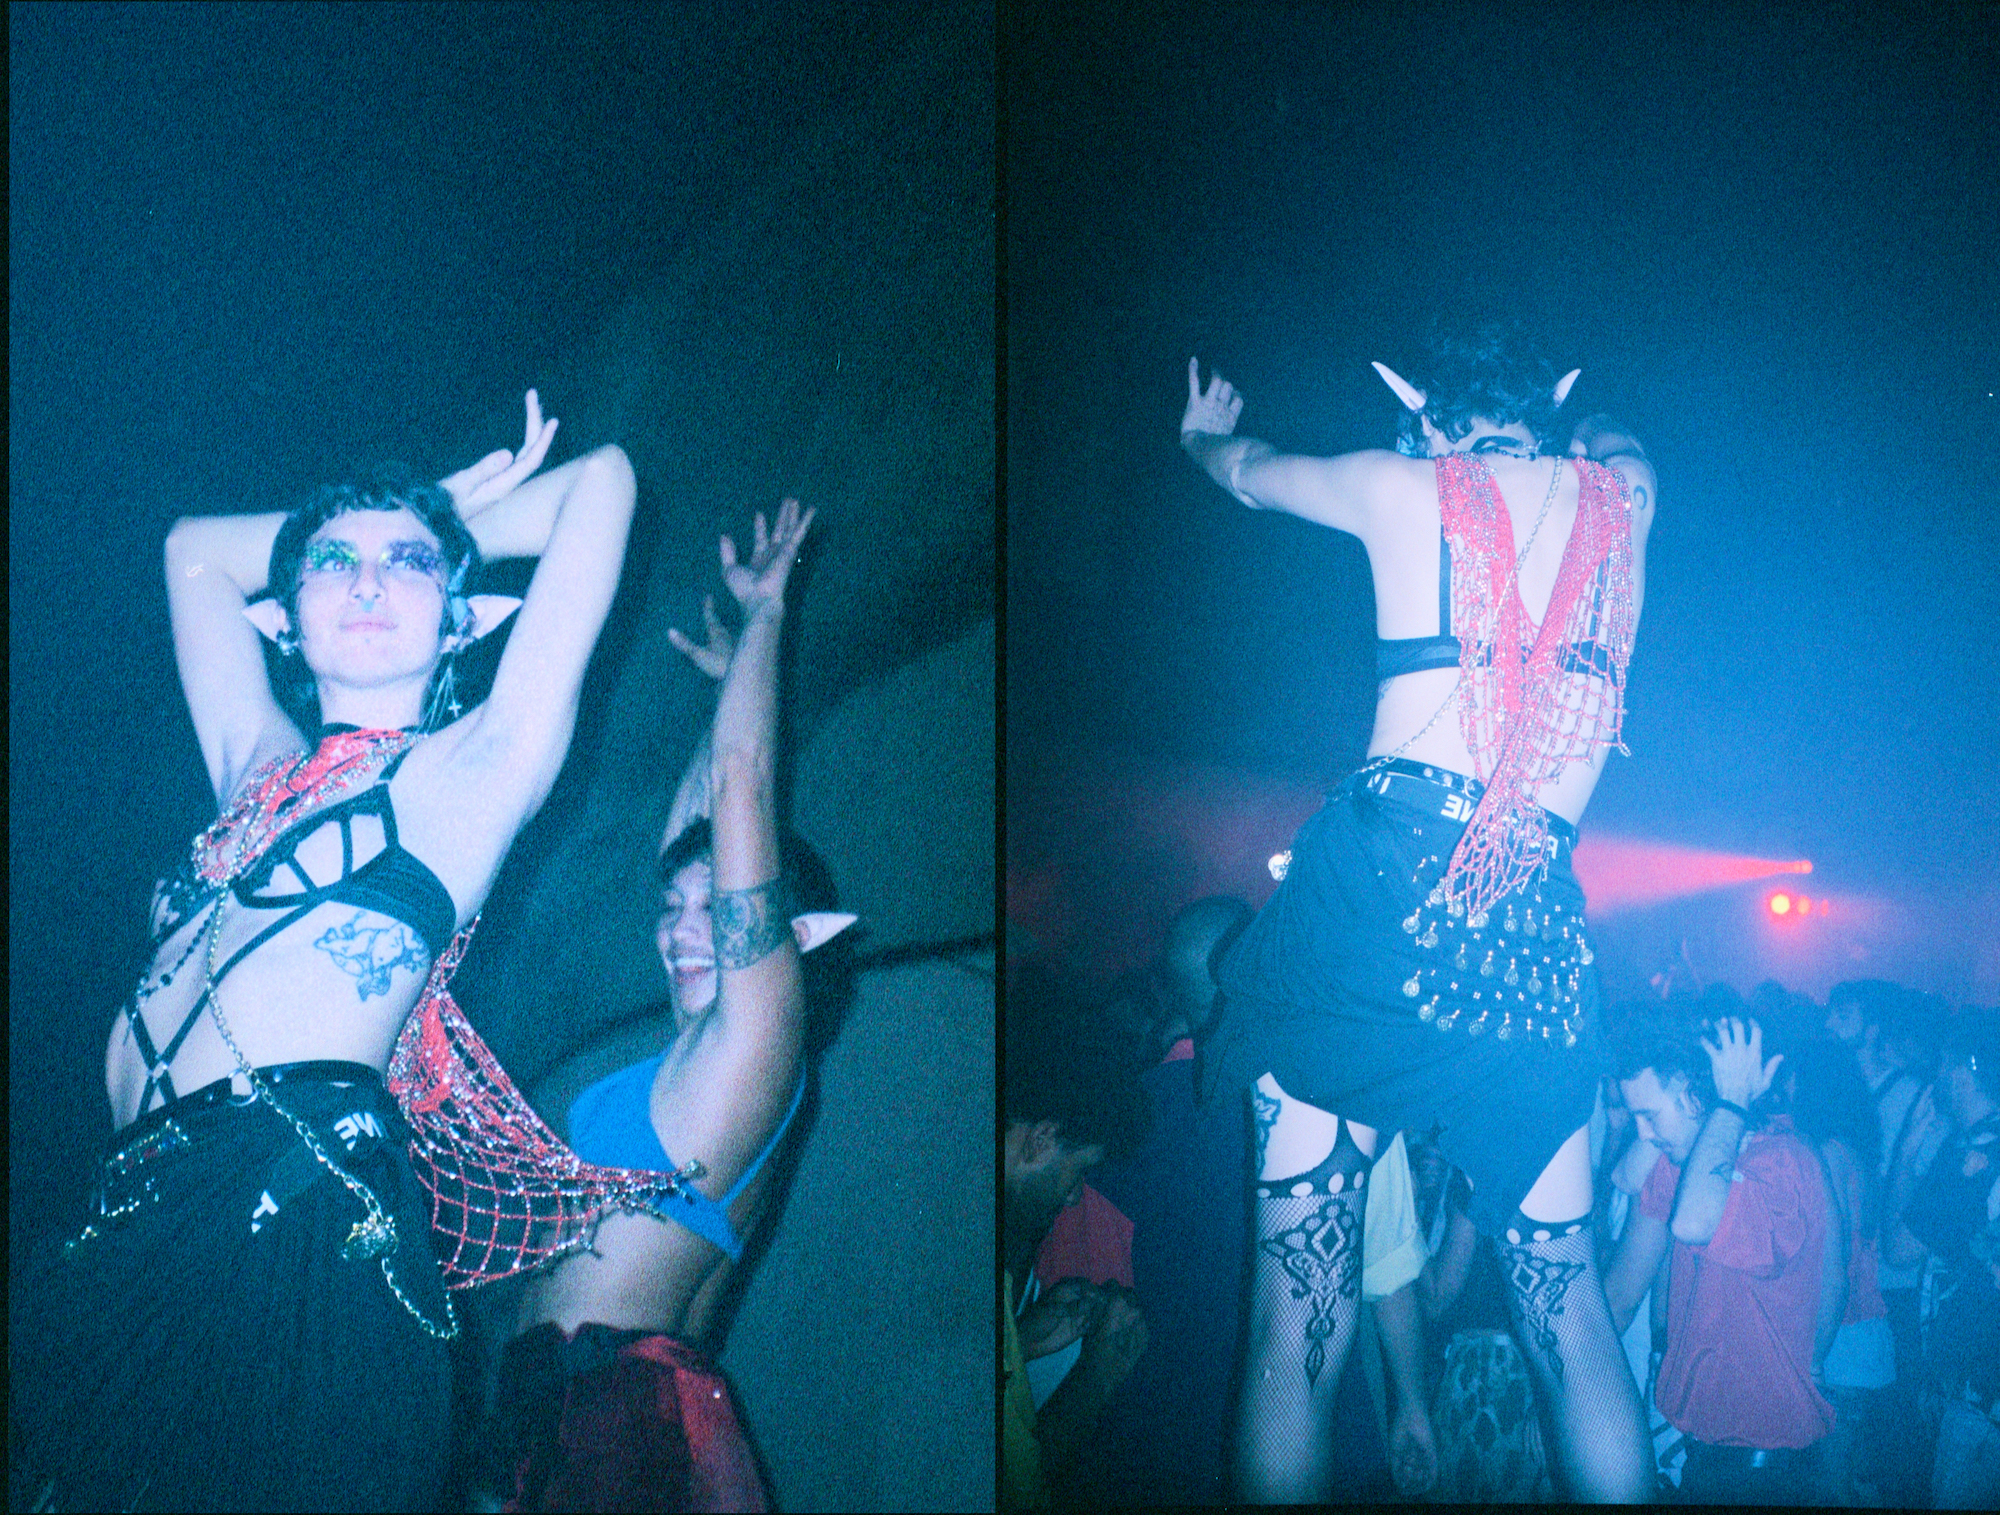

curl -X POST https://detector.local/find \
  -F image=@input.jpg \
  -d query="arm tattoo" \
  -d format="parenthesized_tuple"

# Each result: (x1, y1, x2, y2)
(712, 877, 795, 969)
(314, 914, 428, 1001)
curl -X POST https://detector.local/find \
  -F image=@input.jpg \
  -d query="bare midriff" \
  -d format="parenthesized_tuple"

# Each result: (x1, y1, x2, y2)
(1366, 666, 1614, 825)
(103, 900, 427, 1133)
(511, 1165, 776, 1344)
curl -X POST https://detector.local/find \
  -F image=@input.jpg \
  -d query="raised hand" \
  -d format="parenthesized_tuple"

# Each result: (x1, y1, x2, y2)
(1181, 358, 1245, 439)
(439, 389, 561, 517)
(1702, 1017, 1784, 1109)
(718, 496, 816, 621)
(666, 595, 734, 682)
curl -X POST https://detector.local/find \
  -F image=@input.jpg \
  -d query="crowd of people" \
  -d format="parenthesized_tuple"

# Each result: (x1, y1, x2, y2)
(1004, 944, 2000, 1508)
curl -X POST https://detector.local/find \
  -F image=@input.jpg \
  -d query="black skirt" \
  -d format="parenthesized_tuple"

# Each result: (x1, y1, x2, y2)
(9, 1065, 455, 1513)
(1202, 759, 1605, 1237)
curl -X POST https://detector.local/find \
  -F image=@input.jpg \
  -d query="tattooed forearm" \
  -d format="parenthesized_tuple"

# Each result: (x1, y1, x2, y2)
(712, 877, 794, 969)
(314, 914, 428, 1001)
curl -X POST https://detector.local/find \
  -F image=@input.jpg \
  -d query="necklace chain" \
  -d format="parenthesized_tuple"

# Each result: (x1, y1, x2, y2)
(1511, 453, 1566, 576)
(195, 741, 459, 1340)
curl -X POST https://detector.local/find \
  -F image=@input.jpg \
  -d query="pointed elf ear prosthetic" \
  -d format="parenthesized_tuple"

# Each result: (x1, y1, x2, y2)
(458, 595, 523, 643)
(1552, 369, 1582, 407)
(1371, 361, 1428, 413)
(792, 912, 859, 954)
(243, 600, 291, 643)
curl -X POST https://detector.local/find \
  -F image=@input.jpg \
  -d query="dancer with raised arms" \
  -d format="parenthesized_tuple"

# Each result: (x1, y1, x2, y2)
(13, 392, 639, 1512)
(1181, 325, 1658, 1503)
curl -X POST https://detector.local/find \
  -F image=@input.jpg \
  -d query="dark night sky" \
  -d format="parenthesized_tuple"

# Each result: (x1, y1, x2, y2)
(1005, 2, 1999, 1003)
(10, 0, 992, 1261)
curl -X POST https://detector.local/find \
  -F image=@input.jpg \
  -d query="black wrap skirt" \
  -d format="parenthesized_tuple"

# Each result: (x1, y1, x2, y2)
(9, 1063, 454, 1513)
(1201, 758, 1606, 1237)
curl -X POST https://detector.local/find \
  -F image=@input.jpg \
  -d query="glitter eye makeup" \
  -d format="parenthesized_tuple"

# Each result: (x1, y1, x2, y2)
(382, 541, 446, 578)
(302, 540, 362, 575)
(300, 538, 447, 583)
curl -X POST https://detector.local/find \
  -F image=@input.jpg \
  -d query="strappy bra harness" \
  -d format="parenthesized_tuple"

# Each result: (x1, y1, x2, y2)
(115, 728, 464, 1337)
(127, 740, 455, 1114)
(1376, 530, 1618, 684)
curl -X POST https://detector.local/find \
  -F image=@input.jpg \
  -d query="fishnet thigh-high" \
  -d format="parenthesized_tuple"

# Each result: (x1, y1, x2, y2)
(1234, 1156, 1368, 1501)
(1495, 1217, 1654, 1504)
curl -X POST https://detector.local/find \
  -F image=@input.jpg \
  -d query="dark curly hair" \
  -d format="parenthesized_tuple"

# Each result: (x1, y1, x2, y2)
(1611, 1008, 1720, 1114)
(263, 466, 481, 727)
(657, 817, 839, 917)
(1390, 318, 1572, 457)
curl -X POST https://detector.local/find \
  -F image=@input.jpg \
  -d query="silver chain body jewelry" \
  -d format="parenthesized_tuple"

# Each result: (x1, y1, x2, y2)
(195, 748, 459, 1340)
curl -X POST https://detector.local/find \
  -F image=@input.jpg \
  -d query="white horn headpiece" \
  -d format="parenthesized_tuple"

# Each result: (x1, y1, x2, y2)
(1552, 368, 1582, 407)
(1370, 361, 1428, 413)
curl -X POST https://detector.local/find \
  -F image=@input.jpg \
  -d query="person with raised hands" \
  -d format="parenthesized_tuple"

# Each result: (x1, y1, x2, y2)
(1182, 321, 1658, 1503)
(500, 498, 855, 1514)
(11, 391, 641, 1513)
(1609, 1014, 1835, 1505)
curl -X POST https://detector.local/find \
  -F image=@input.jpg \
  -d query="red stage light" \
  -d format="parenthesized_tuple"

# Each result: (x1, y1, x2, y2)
(1797, 897, 1813, 916)
(1573, 838, 1817, 915)
(1769, 892, 1792, 916)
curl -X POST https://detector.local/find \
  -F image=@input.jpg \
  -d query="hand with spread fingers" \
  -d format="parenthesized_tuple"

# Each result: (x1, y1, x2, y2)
(1181, 357, 1245, 439)
(1702, 1016, 1784, 1110)
(439, 389, 561, 517)
(719, 496, 816, 624)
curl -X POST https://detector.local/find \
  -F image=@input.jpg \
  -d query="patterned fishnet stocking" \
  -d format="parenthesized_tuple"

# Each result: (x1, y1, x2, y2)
(1495, 1217, 1653, 1503)
(1234, 1184, 1366, 1501)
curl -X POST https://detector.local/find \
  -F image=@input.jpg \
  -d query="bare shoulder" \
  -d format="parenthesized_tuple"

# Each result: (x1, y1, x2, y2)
(1591, 452, 1658, 532)
(1239, 446, 1432, 538)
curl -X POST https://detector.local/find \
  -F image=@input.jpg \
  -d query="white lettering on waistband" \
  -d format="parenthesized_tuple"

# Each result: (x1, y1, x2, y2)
(250, 1190, 280, 1233)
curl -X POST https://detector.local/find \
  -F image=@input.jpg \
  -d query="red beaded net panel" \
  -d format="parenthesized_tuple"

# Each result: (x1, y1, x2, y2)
(1435, 455, 1636, 921)
(387, 932, 695, 1288)
(194, 728, 692, 1287)
(191, 728, 417, 885)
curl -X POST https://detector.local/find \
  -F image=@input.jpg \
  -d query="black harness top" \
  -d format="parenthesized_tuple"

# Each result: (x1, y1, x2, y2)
(1375, 535, 1618, 683)
(126, 742, 457, 1115)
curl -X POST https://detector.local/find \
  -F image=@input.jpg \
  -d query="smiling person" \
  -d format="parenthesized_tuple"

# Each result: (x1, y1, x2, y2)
(499, 499, 854, 1514)
(1181, 322, 1658, 1503)
(10, 392, 638, 1513)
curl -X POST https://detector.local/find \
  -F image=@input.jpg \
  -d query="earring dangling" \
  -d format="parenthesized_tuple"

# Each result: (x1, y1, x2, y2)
(275, 629, 300, 657)
(422, 655, 462, 733)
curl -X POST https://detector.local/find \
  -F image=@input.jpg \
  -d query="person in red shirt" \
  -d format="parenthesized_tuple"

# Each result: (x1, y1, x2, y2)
(1607, 1014, 1835, 1505)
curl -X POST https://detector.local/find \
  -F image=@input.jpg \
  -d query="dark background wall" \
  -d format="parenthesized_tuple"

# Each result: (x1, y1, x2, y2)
(1004, 0, 1999, 1008)
(10, 3, 993, 1506)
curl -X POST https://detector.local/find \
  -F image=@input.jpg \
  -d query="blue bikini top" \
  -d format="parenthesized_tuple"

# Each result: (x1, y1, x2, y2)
(567, 1053, 807, 1262)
